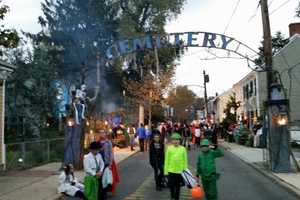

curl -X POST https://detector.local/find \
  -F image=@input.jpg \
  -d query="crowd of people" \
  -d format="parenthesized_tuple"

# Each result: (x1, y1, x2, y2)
(129, 121, 224, 200)
(218, 121, 266, 148)
(58, 120, 224, 200)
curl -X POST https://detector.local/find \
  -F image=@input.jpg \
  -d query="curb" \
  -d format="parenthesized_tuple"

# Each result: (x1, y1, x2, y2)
(220, 143, 300, 199)
(248, 162, 300, 198)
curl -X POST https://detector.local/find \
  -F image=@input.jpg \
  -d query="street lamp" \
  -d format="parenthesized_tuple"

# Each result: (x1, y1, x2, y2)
(67, 117, 75, 127)
(268, 82, 291, 172)
(269, 83, 289, 126)
(277, 116, 288, 126)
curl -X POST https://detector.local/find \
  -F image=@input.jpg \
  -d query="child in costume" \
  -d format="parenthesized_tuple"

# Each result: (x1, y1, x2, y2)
(83, 142, 105, 200)
(58, 164, 85, 199)
(149, 133, 165, 191)
(164, 133, 188, 200)
(196, 139, 224, 200)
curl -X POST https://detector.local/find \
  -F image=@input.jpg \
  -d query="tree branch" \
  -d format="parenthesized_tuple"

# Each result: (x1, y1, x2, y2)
(139, 2, 151, 30)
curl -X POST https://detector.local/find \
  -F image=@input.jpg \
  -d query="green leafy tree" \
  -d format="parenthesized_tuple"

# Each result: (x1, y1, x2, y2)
(166, 86, 199, 122)
(193, 97, 205, 111)
(5, 43, 58, 141)
(296, 2, 300, 17)
(120, 0, 186, 119)
(255, 31, 289, 66)
(37, 0, 120, 78)
(120, 0, 186, 34)
(0, 1, 20, 56)
(221, 93, 240, 130)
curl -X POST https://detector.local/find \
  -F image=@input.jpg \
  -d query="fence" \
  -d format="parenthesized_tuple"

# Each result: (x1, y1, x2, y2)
(5, 138, 64, 170)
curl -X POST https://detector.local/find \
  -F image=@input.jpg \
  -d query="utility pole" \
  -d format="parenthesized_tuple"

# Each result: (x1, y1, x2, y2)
(203, 70, 209, 119)
(261, 0, 291, 172)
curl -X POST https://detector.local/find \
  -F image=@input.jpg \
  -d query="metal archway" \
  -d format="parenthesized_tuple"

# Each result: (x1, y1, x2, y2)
(105, 31, 264, 71)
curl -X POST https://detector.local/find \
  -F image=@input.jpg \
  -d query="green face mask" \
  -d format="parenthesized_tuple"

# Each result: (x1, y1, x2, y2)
(201, 146, 209, 153)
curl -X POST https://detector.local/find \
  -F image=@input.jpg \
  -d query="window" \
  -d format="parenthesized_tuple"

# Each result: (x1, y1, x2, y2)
(250, 81, 253, 97)
(254, 79, 257, 96)
(246, 84, 249, 99)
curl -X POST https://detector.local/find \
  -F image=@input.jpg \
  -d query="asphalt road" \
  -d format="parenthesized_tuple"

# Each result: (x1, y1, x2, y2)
(109, 152, 153, 200)
(111, 147, 299, 200)
(198, 150, 298, 200)
(64, 147, 299, 200)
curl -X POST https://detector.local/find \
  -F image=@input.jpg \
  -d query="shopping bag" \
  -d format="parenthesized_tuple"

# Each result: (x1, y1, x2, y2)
(102, 167, 113, 189)
(181, 169, 198, 189)
(134, 137, 139, 145)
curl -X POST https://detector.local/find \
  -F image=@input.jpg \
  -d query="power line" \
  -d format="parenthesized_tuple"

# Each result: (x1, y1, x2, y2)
(248, 0, 276, 23)
(223, 0, 241, 34)
(270, 0, 292, 15)
(269, 0, 276, 7)
(248, 2, 261, 22)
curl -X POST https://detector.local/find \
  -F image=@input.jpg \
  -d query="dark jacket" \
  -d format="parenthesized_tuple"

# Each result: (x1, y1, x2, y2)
(149, 142, 165, 168)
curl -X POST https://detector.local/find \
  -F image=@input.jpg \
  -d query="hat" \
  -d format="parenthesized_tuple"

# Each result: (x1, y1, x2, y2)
(89, 141, 101, 150)
(201, 139, 210, 146)
(171, 133, 181, 140)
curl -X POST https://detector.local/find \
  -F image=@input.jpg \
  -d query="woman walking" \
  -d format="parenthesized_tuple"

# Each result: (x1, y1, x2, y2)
(149, 133, 165, 191)
(164, 133, 188, 200)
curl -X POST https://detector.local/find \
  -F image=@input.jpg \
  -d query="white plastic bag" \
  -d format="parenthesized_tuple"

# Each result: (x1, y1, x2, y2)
(134, 137, 139, 145)
(102, 167, 113, 189)
(181, 169, 198, 189)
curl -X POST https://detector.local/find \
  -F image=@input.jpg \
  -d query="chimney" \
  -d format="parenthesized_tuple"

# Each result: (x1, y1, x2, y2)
(289, 23, 300, 37)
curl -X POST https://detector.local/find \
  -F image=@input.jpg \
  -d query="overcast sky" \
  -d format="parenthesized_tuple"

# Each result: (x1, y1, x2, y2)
(3, 0, 300, 97)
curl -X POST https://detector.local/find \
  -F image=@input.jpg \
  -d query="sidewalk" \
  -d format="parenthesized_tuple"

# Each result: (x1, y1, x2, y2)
(0, 147, 138, 200)
(220, 140, 300, 197)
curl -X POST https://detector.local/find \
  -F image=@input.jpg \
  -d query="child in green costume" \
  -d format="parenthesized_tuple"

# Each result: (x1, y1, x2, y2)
(196, 139, 224, 200)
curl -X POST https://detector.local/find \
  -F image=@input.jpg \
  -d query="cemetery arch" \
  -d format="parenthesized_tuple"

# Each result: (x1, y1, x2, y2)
(105, 31, 264, 71)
